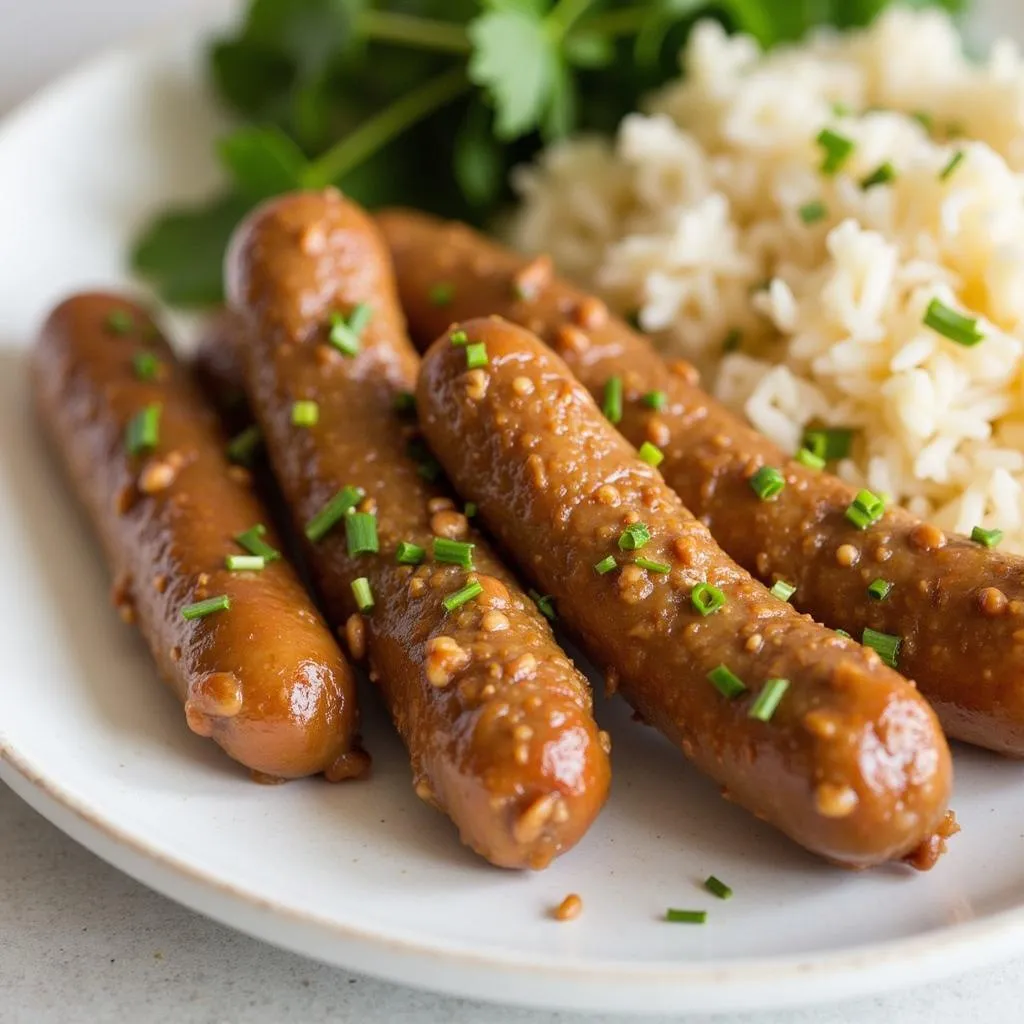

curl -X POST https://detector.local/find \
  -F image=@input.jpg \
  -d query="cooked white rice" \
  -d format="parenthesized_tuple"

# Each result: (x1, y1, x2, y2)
(512, 8, 1024, 550)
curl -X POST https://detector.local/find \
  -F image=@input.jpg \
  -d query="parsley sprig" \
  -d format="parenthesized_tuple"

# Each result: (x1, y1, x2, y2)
(131, 0, 966, 306)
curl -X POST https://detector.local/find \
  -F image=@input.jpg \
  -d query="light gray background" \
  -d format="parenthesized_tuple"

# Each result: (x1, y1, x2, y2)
(0, 2, 1021, 1021)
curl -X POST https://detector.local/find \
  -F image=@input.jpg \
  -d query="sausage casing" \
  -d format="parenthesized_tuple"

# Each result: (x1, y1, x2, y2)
(225, 191, 610, 868)
(379, 209, 1024, 756)
(418, 318, 953, 868)
(32, 294, 361, 780)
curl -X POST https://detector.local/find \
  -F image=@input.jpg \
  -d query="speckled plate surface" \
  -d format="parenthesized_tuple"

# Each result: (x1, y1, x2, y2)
(4, 1, 1024, 1014)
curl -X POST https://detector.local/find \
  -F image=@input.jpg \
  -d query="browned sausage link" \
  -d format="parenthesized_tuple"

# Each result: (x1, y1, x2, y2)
(32, 294, 362, 781)
(418, 318, 953, 868)
(193, 310, 251, 435)
(379, 209, 1024, 757)
(225, 191, 610, 869)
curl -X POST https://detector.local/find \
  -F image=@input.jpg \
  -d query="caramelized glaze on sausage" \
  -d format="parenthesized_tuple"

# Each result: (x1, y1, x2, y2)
(225, 191, 610, 868)
(32, 294, 361, 780)
(417, 317, 952, 868)
(379, 208, 1024, 756)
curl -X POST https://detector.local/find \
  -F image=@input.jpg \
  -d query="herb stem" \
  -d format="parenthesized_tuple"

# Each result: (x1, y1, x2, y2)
(575, 6, 648, 37)
(304, 68, 471, 189)
(359, 10, 472, 54)
(549, 0, 600, 36)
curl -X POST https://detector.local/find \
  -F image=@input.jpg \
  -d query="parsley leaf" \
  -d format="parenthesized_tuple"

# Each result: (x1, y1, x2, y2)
(217, 126, 311, 201)
(131, 192, 253, 306)
(468, 7, 559, 140)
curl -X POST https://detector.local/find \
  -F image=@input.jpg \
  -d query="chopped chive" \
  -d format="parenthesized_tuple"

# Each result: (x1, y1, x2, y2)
(429, 282, 455, 306)
(665, 909, 707, 924)
(132, 351, 161, 381)
(803, 428, 854, 461)
(923, 298, 984, 347)
(225, 554, 266, 571)
(618, 522, 651, 551)
(863, 627, 901, 667)
(291, 400, 320, 427)
(393, 391, 416, 414)
(796, 448, 825, 470)
(799, 200, 828, 224)
(351, 577, 374, 612)
(940, 150, 965, 182)
(234, 525, 281, 562)
(105, 309, 135, 335)
(466, 342, 489, 370)
(594, 555, 617, 575)
(691, 582, 726, 616)
(749, 678, 790, 722)
(444, 581, 483, 612)
(464, 502, 477, 518)
(816, 128, 855, 175)
(704, 876, 733, 900)
(305, 485, 365, 542)
(635, 557, 671, 574)
(860, 161, 896, 190)
(642, 390, 667, 411)
(835, 628, 852, 639)
(845, 489, 885, 530)
(867, 578, 892, 601)
(638, 442, 664, 468)
(602, 376, 623, 424)
(722, 328, 742, 353)
(396, 541, 426, 565)
(227, 425, 262, 466)
(749, 466, 785, 501)
(433, 537, 475, 569)
(770, 579, 796, 602)
(529, 589, 557, 621)
(329, 303, 373, 356)
(125, 404, 162, 456)
(708, 664, 746, 699)
(450, 329, 469, 346)
(971, 525, 1003, 548)
(345, 512, 379, 557)
(181, 595, 230, 620)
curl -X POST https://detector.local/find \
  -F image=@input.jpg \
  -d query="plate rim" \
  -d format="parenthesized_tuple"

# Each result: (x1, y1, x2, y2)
(4, 8, 1024, 1015)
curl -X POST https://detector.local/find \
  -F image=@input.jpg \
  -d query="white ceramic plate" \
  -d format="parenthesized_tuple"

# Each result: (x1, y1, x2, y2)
(4, 1, 1024, 1015)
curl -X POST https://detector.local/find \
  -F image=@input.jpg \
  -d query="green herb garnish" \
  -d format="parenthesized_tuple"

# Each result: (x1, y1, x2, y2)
(396, 541, 426, 565)
(618, 522, 650, 551)
(352, 577, 375, 612)
(940, 150, 965, 181)
(863, 627, 901, 668)
(845, 489, 885, 530)
(433, 537, 475, 569)
(602, 376, 623, 425)
(704, 876, 733, 900)
(182, 595, 230, 620)
(637, 442, 664, 468)
(305, 485, 365, 542)
(125, 404, 162, 456)
(635, 557, 671, 574)
(234, 524, 280, 563)
(665, 909, 707, 924)
(749, 466, 785, 501)
(444, 581, 483, 612)
(642, 390, 667, 411)
(291, 400, 320, 427)
(803, 428, 854, 462)
(530, 590, 557, 620)
(708, 664, 746, 699)
(971, 526, 1003, 548)
(799, 200, 827, 224)
(226, 424, 262, 466)
(770, 580, 796, 602)
(105, 309, 135, 335)
(466, 342, 489, 369)
(429, 282, 455, 306)
(816, 128, 855, 175)
(749, 678, 790, 722)
(225, 554, 266, 571)
(329, 303, 373, 356)
(923, 298, 984, 347)
(691, 582, 726, 616)
(861, 161, 896, 190)
(133, 352, 162, 382)
(867, 578, 892, 601)
(594, 555, 617, 575)
(346, 512, 380, 557)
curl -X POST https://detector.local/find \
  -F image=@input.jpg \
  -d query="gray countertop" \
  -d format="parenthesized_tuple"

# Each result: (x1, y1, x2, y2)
(2, 3, 1024, 1021)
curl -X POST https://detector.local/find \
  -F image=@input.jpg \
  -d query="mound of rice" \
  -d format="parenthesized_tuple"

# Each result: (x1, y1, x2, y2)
(512, 7, 1024, 551)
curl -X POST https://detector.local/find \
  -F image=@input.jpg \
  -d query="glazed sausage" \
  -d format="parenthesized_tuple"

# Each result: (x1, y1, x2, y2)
(193, 309, 250, 435)
(417, 318, 953, 868)
(225, 191, 610, 869)
(379, 209, 1024, 756)
(32, 293, 362, 781)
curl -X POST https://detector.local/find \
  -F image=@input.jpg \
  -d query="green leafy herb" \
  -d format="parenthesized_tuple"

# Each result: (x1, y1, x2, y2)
(863, 627, 901, 668)
(131, 0, 969, 308)
(816, 128, 855, 175)
(594, 555, 617, 575)
(305, 484, 365, 542)
(530, 589, 557, 621)
(433, 537, 475, 569)
(860, 161, 896, 190)
(924, 298, 984, 347)
(803, 428, 854, 462)
(225, 554, 266, 572)
(799, 200, 827, 224)
(635, 557, 671, 574)
(234, 523, 281, 562)
(691, 582, 726, 616)
(466, 342, 489, 369)
(637, 441, 664, 468)
(867, 578, 892, 601)
(704, 876, 733, 900)
(665, 908, 707, 924)
(642, 390, 667, 411)
(291, 399, 320, 426)
(770, 579, 796, 602)
(396, 540, 426, 565)
(330, 303, 373, 356)
(105, 309, 135, 336)
(940, 149, 965, 181)
(603, 375, 623, 424)
(133, 352, 162, 382)
(618, 522, 651, 551)
(226, 424, 262, 467)
(795, 448, 825, 470)
(748, 678, 790, 722)
(125, 404, 162, 456)
(346, 512, 380, 556)
(444, 580, 483, 612)
(749, 466, 785, 501)
(352, 577, 375, 612)
(181, 595, 231, 620)
(708, 664, 746, 699)
(845, 489, 885, 530)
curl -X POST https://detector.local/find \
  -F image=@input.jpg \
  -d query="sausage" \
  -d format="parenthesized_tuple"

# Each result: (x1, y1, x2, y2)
(379, 209, 1024, 756)
(32, 293, 363, 781)
(193, 310, 250, 435)
(417, 317, 953, 868)
(225, 190, 610, 869)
